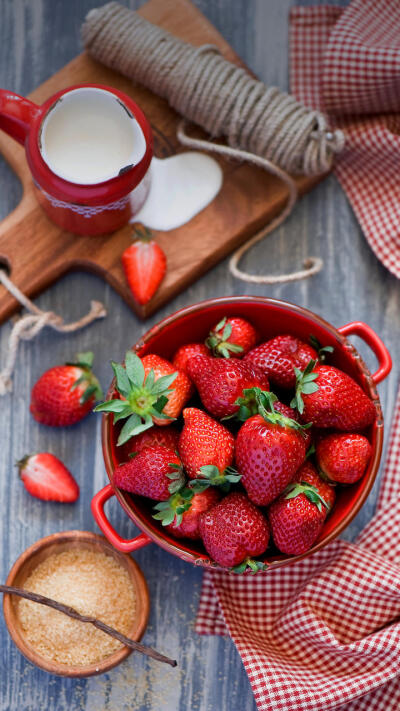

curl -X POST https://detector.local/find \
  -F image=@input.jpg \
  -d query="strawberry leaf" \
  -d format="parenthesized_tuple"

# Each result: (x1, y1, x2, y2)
(284, 481, 329, 512)
(291, 359, 318, 414)
(94, 399, 128, 413)
(125, 351, 145, 387)
(306, 443, 316, 459)
(231, 558, 269, 574)
(151, 373, 178, 394)
(309, 335, 334, 363)
(152, 488, 193, 526)
(190, 464, 242, 492)
(111, 361, 131, 399)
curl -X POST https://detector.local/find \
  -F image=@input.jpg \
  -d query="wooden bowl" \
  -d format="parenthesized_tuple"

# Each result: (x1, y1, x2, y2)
(3, 530, 150, 677)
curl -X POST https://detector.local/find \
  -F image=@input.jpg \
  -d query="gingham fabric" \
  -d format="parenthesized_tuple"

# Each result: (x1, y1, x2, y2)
(196, 387, 400, 711)
(289, 0, 400, 280)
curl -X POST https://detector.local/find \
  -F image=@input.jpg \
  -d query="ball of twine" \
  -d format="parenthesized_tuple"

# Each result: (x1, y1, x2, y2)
(82, 2, 345, 284)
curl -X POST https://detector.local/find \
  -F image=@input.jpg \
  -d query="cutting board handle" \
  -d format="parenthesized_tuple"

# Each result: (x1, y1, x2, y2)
(0, 90, 39, 145)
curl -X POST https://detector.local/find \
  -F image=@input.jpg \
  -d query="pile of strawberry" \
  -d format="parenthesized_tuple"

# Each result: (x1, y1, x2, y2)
(96, 316, 375, 573)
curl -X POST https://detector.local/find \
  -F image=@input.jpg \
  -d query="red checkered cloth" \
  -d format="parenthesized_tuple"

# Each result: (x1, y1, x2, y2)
(196, 386, 400, 710)
(289, 0, 400, 280)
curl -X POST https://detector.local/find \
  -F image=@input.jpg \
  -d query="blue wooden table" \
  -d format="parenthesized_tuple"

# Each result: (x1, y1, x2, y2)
(0, 1, 398, 709)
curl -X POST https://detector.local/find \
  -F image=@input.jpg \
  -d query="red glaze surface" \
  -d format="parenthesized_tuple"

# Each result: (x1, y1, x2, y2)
(0, 85, 153, 235)
(95, 296, 390, 570)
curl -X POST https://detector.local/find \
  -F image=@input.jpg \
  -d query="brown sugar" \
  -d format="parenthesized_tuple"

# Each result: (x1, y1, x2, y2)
(17, 548, 136, 666)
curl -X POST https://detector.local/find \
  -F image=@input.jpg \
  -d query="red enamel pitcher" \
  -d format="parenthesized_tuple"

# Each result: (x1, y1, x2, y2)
(0, 84, 153, 235)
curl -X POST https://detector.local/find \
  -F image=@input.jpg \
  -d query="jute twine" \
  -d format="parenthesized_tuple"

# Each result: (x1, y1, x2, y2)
(82, 2, 344, 284)
(0, 269, 106, 396)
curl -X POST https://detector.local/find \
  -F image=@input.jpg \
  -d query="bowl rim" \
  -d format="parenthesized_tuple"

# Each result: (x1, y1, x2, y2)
(3, 530, 150, 677)
(102, 295, 383, 571)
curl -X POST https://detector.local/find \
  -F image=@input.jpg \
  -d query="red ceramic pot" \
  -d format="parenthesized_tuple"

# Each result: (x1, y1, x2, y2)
(0, 84, 152, 235)
(92, 296, 391, 570)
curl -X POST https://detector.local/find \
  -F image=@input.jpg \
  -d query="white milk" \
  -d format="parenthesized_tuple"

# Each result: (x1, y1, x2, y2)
(40, 87, 146, 185)
(133, 153, 223, 231)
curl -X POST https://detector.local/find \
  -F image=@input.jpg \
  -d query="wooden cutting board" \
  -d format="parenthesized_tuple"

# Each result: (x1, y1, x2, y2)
(0, 0, 324, 323)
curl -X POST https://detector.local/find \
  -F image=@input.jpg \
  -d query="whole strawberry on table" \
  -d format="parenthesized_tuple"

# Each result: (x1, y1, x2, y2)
(96, 316, 375, 573)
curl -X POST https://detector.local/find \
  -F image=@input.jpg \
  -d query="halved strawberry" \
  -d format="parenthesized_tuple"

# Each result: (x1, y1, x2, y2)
(17, 453, 79, 502)
(122, 226, 166, 305)
(30, 352, 102, 427)
(94, 351, 190, 445)
(205, 317, 258, 358)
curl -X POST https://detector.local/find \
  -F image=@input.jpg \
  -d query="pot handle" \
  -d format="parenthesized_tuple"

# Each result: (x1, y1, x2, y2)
(91, 484, 152, 553)
(338, 321, 392, 385)
(0, 90, 40, 145)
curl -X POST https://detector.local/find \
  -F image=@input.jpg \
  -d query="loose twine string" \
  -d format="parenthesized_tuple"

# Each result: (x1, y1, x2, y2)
(82, 2, 344, 284)
(0, 269, 106, 396)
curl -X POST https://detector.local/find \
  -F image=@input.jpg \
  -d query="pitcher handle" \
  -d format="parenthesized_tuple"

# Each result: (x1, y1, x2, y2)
(0, 90, 40, 145)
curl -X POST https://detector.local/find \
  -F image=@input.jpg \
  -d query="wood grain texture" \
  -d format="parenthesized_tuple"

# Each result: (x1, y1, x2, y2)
(0, 1, 399, 711)
(0, 0, 323, 323)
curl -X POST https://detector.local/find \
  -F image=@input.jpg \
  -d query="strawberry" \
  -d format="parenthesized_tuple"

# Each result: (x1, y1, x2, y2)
(153, 487, 221, 539)
(267, 461, 334, 555)
(186, 355, 269, 419)
(316, 433, 372, 484)
(199, 492, 270, 571)
(30, 352, 102, 427)
(178, 408, 235, 477)
(95, 351, 191, 445)
(172, 343, 209, 376)
(113, 445, 184, 500)
(292, 361, 376, 431)
(244, 335, 317, 389)
(17, 453, 79, 502)
(205, 316, 258, 358)
(235, 390, 307, 506)
(117, 425, 180, 463)
(122, 226, 166, 305)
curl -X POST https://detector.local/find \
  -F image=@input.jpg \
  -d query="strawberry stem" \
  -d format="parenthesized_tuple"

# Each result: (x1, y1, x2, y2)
(231, 558, 269, 574)
(205, 317, 244, 359)
(290, 359, 319, 414)
(189, 465, 241, 494)
(284, 481, 330, 512)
